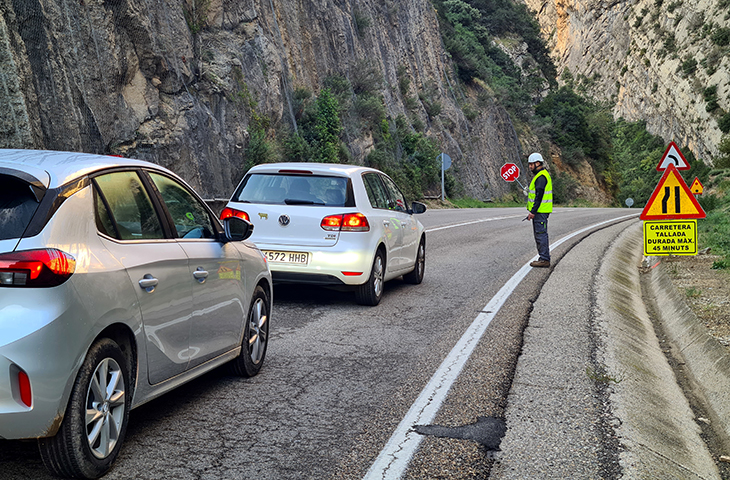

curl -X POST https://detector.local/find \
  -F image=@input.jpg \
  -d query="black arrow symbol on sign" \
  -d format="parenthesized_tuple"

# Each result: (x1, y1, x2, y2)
(668, 154, 678, 166)
(661, 186, 681, 214)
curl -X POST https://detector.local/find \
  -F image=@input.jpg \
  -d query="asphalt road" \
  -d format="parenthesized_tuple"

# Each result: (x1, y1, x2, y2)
(0, 207, 638, 479)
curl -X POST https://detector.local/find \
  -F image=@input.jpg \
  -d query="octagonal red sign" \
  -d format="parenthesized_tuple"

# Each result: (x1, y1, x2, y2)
(500, 163, 520, 182)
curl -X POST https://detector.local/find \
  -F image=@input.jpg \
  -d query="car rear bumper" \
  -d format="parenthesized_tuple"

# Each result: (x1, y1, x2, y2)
(0, 286, 88, 439)
(271, 271, 346, 285)
(257, 242, 375, 286)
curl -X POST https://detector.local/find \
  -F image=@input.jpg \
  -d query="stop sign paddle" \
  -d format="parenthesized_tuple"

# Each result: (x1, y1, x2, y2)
(500, 163, 520, 182)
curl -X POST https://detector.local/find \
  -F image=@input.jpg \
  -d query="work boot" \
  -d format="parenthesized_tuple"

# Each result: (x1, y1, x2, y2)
(530, 260, 550, 268)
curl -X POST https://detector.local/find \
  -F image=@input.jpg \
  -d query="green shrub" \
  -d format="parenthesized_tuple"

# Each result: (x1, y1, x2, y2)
(353, 10, 371, 35)
(681, 57, 698, 76)
(350, 60, 382, 96)
(718, 113, 730, 133)
(712, 259, 728, 269)
(183, 0, 210, 34)
(698, 194, 719, 212)
(714, 136, 730, 168)
(313, 89, 343, 163)
(397, 65, 411, 95)
(711, 27, 730, 46)
(354, 96, 385, 125)
(462, 104, 479, 121)
(552, 172, 580, 204)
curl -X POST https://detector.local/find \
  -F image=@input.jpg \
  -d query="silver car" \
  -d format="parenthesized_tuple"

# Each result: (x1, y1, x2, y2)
(0, 150, 272, 479)
(221, 163, 426, 306)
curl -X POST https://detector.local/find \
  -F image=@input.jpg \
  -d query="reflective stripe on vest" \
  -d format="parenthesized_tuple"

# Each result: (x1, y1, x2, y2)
(527, 169, 553, 213)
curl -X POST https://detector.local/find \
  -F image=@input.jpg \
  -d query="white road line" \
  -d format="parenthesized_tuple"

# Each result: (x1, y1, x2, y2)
(425, 214, 525, 232)
(364, 213, 639, 480)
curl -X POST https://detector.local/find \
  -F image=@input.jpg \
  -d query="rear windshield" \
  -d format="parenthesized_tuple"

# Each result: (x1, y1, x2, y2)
(0, 175, 41, 240)
(233, 173, 353, 207)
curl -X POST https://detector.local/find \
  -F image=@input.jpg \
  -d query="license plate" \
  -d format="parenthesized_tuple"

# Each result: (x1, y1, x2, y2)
(263, 250, 309, 264)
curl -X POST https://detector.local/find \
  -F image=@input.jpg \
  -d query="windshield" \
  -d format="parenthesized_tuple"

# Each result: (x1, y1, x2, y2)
(0, 175, 41, 240)
(234, 173, 353, 207)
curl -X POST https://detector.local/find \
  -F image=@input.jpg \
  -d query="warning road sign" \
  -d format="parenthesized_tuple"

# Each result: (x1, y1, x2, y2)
(643, 220, 697, 256)
(656, 141, 690, 171)
(690, 177, 704, 195)
(640, 164, 706, 220)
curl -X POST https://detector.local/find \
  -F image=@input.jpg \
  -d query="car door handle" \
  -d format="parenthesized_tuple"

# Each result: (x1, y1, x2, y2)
(193, 268, 209, 283)
(383, 220, 390, 227)
(139, 274, 158, 293)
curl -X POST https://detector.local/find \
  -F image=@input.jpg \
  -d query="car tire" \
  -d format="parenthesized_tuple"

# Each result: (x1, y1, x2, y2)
(355, 249, 385, 306)
(38, 338, 131, 479)
(403, 236, 425, 285)
(230, 285, 270, 377)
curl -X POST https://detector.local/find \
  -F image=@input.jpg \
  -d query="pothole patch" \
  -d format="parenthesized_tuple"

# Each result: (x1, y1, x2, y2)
(413, 416, 506, 450)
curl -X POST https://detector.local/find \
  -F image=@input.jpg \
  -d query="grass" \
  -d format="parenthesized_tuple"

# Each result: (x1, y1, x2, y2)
(586, 365, 624, 384)
(685, 287, 703, 298)
(697, 170, 730, 268)
(449, 197, 523, 208)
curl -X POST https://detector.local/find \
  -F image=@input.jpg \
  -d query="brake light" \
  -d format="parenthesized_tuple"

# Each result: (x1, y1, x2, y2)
(0, 249, 76, 287)
(18, 370, 31, 407)
(220, 207, 250, 222)
(321, 213, 370, 232)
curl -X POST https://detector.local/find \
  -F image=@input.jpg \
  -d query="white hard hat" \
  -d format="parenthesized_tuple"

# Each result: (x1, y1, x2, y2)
(528, 153, 544, 164)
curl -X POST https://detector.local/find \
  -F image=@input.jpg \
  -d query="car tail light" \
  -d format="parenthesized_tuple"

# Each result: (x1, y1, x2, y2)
(220, 207, 250, 222)
(18, 370, 31, 407)
(321, 213, 370, 232)
(0, 249, 76, 287)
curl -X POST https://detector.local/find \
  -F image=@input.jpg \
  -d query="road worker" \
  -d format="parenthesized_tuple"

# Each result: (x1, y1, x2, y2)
(526, 152, 553, 268)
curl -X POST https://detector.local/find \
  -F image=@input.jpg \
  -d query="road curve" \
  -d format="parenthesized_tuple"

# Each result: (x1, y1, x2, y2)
(0, 207, 638, 480)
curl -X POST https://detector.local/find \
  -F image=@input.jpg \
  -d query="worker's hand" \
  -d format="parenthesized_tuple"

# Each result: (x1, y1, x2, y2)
(527, 212, 535, 220)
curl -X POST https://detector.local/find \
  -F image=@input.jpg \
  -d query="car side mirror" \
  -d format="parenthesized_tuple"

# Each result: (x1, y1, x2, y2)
(224, 216, 254, 242)
(410, 201, 427, 214)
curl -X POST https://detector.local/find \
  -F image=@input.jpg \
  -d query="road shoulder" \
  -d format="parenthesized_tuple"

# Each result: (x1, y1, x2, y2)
(491, 221, 721, 479)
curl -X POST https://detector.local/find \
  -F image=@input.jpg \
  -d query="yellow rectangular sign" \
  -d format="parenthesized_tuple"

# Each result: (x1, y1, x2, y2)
(643, 220, 697, 256)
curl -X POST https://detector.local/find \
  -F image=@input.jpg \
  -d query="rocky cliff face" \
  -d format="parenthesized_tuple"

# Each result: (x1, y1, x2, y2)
(524, 0, 730, 162)
(0, 0, 528, 200)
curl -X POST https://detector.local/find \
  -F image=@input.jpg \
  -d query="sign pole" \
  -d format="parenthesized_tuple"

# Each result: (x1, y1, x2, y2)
(439, 153, 451, 202)
(441, 153, 445, 202)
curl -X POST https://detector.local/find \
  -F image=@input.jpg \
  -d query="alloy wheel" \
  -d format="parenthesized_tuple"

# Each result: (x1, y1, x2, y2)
(248, 297, 268, 365)
(85, 357, 126, 460)
(373, 254, 384, 298)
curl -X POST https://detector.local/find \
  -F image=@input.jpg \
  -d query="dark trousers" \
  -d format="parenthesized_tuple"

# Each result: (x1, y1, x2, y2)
(532, 212, 550, 262)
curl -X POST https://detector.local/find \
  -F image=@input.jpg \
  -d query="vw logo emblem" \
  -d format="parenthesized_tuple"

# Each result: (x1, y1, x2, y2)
(279, 214, 290, 226)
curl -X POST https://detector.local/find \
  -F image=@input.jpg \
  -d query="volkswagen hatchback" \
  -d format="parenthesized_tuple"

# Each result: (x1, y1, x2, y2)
(0, 150, 272, 479)
(221, 163, 426, 305)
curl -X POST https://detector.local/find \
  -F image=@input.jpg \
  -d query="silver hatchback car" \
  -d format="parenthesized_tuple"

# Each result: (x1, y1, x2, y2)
(0, 150, 272, 479)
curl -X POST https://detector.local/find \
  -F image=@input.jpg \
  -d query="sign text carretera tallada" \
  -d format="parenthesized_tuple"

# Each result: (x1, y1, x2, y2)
(643, 220, 697, 256)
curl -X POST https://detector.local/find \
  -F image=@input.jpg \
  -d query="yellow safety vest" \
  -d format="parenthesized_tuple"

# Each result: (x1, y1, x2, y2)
(527, 169, 553, 213)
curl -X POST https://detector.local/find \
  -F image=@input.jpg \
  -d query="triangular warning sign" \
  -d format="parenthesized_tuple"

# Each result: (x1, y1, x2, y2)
(656, 141, 690, 171)
(641, 164, 706, 219)
(690, 177, 704, 195)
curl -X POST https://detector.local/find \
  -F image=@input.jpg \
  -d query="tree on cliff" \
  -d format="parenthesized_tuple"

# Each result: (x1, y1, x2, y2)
(314, 89, 343, 163)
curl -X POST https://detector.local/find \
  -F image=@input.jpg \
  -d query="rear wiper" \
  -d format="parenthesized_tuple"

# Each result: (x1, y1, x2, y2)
(284, 198, 324, 205)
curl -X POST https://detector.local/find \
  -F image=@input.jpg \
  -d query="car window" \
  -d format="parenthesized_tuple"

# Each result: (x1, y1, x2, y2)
(94, 171, 164, 240)
(148, 172, 216, 239)
(0, 175, 40, 240)
(234, 173, 350, 207)
(380, 174, 408, 212)
(362, 173, 389, 209)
